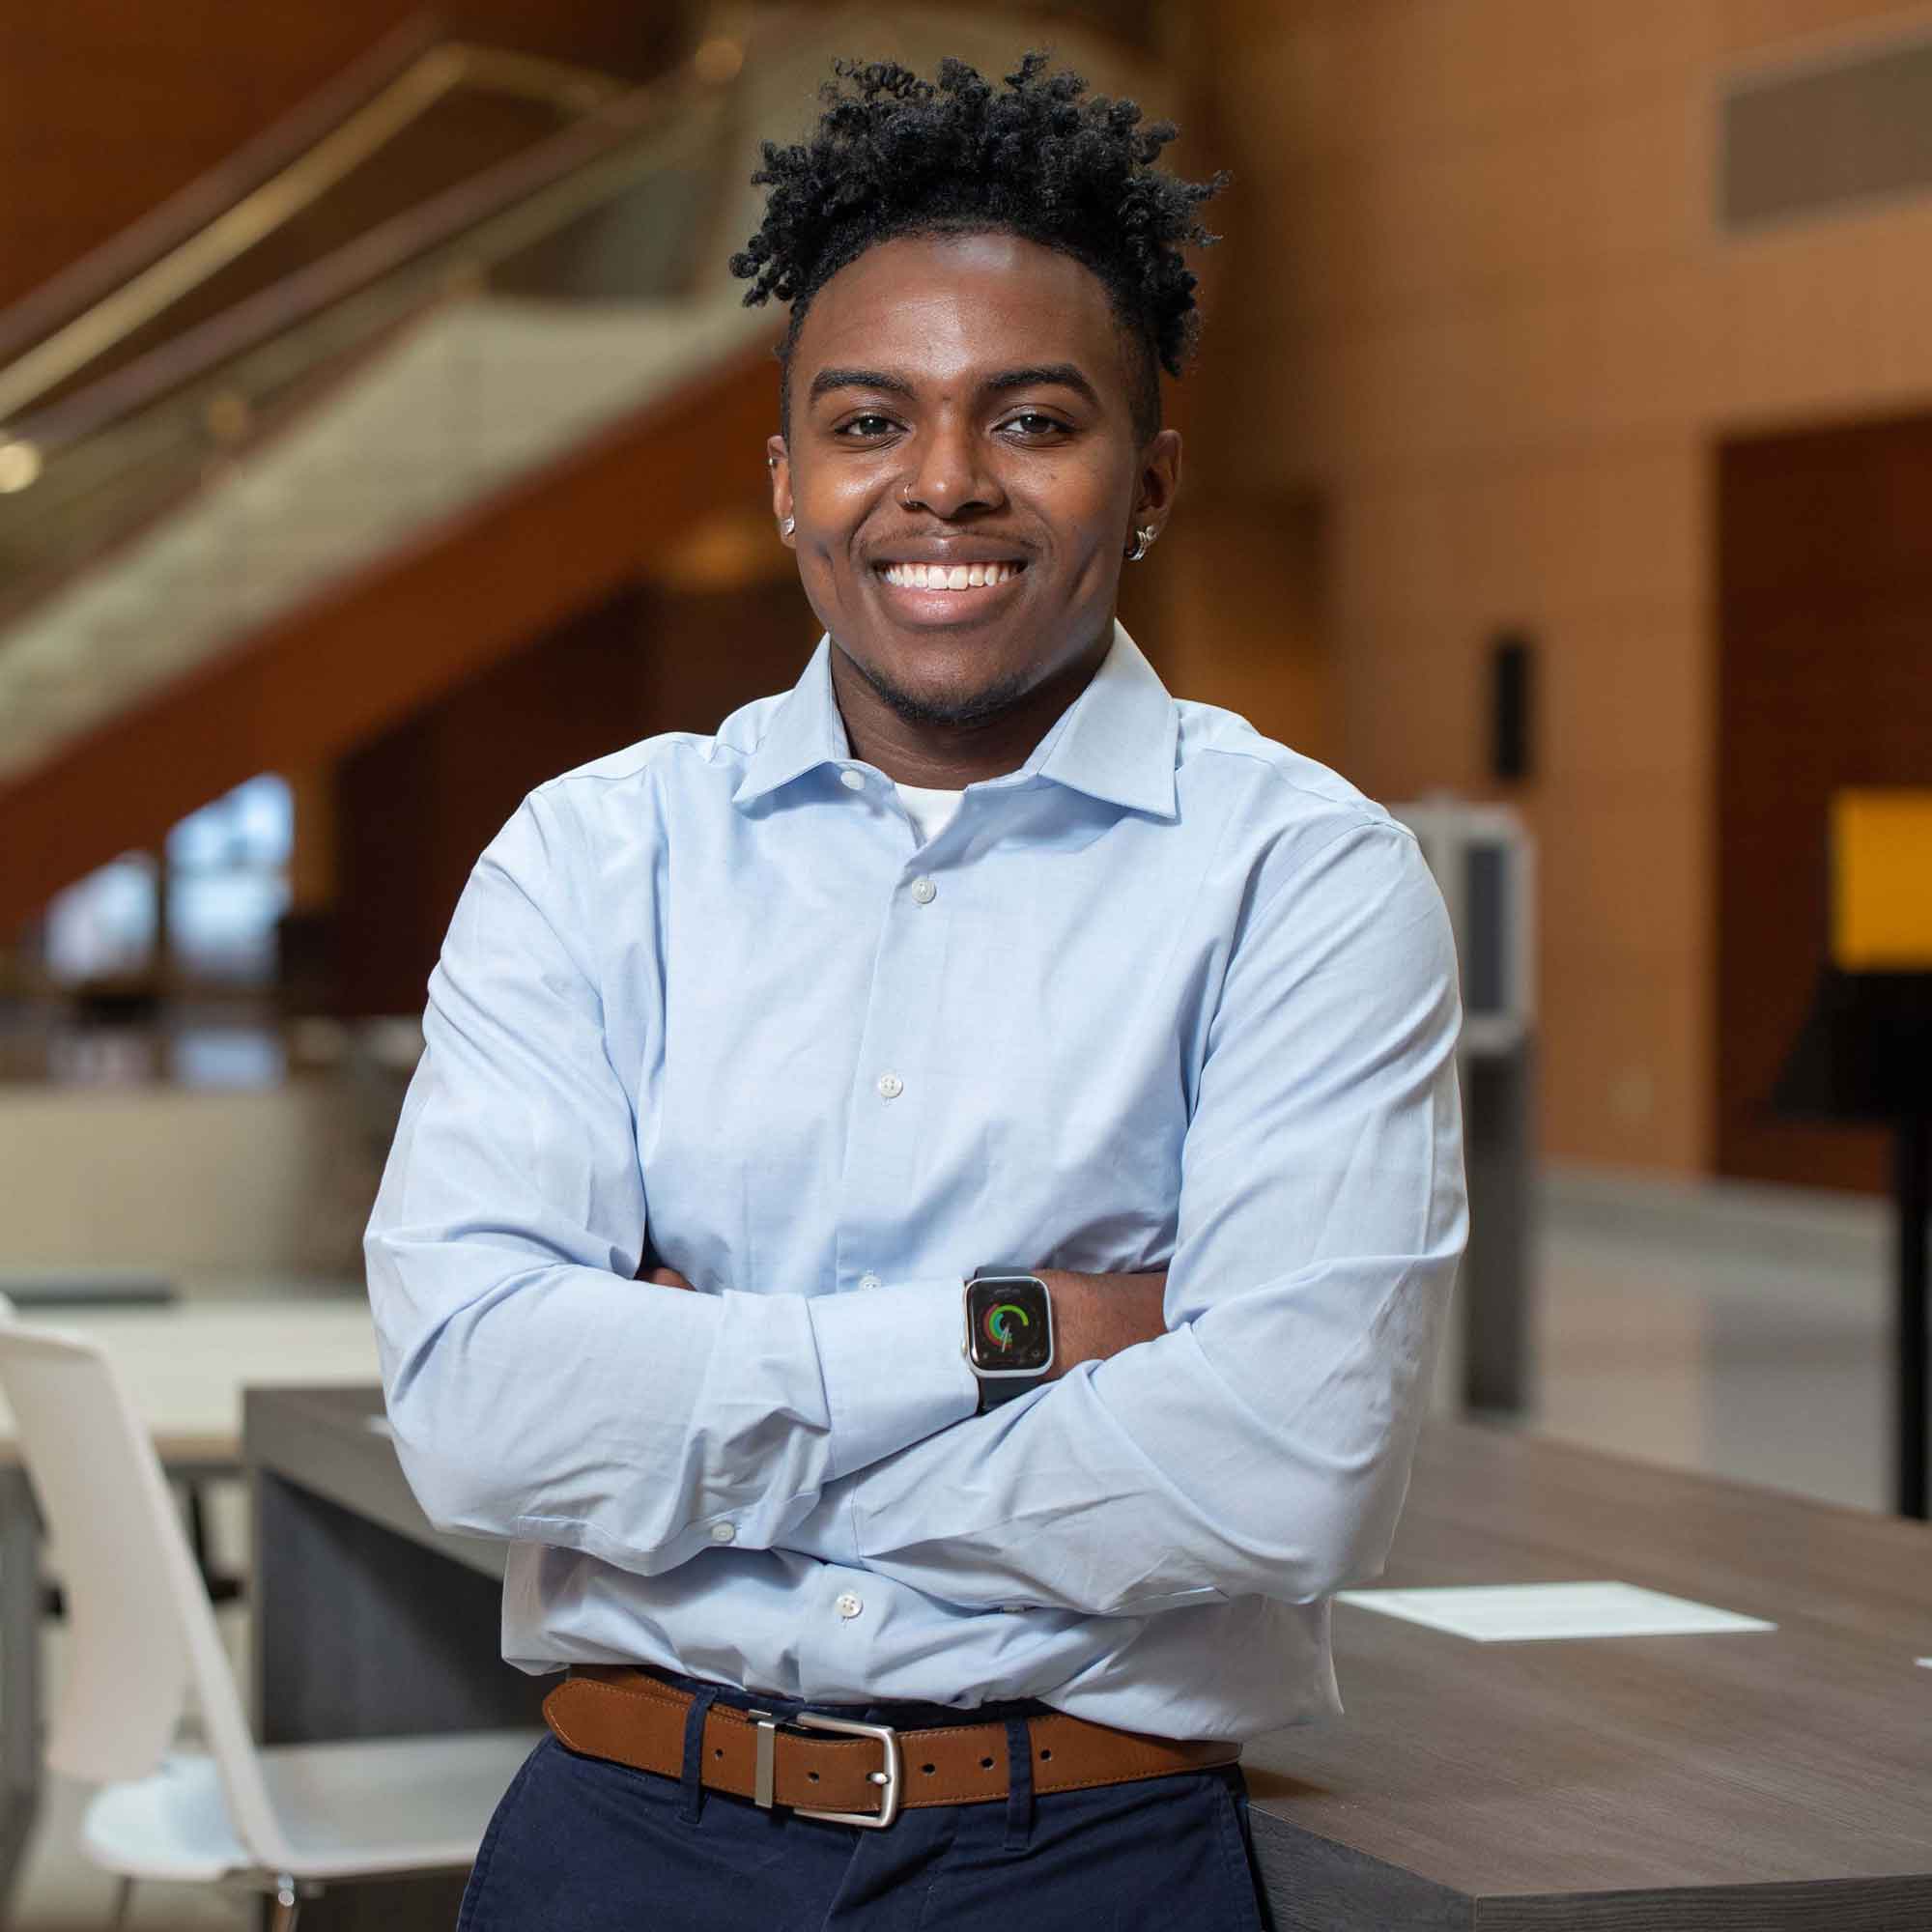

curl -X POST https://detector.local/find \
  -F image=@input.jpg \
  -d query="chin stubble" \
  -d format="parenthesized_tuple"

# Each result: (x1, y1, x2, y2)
(846, 647, 1037, 729)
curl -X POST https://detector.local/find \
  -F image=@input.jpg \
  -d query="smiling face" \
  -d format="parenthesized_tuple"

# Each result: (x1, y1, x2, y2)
(768, 230, 1179, 753)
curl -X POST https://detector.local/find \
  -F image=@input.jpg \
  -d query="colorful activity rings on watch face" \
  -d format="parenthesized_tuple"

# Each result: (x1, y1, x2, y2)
(983, 1302, 1031, 1350)
(965, 1277, 1052, 1373)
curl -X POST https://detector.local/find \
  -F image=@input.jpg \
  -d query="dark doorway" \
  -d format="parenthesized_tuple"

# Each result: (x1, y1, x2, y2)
(1714, 413, 1932, 1192)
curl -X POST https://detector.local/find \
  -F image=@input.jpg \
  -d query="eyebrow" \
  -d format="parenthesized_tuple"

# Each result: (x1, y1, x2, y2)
(805, 362, 1102, 410)
(982, 363, 1101, 409)
(807, 368, 916, 407)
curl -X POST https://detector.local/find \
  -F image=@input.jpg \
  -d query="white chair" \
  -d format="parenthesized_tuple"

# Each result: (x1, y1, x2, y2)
(0, 1296, 541, 1928)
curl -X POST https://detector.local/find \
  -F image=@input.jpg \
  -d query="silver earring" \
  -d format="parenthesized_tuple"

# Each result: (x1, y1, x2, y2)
(780, 515, 794, 538)
(1124, 525, 1157, 561)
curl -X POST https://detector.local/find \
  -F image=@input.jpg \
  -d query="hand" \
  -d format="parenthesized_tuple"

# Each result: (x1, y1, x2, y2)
(1036, 1267, 1168, 1379)
(639, 1256, 695, 1290)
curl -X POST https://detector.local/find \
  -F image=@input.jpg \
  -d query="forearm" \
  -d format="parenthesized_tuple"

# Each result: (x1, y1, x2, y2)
(779, 1234, 1462, 1616)
(645, 1260, 1169, 1388)
(622, 1252, 1159, 1584)
(1035, 1266, 1169, 1381)
(372, 1216, 977, 1575)
(645, 1252, 1159, 1376)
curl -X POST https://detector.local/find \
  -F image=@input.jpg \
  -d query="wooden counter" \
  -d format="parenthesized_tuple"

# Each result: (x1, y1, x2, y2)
(244, 1391, 1932, 1930)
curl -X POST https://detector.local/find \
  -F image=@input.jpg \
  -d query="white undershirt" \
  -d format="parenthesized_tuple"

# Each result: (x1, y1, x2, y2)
(894, 781, 965, 845)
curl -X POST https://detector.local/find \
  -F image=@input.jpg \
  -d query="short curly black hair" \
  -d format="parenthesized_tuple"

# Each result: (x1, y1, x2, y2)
(728, 52, 1228, 443)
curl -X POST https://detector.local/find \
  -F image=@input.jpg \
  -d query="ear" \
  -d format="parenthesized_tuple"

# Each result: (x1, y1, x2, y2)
(1133, 428, 1182, 530)
(767, 434, 794, 545)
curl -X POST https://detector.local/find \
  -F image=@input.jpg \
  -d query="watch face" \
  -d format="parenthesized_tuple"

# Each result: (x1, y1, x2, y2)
(967, 1277, 1052, 1374)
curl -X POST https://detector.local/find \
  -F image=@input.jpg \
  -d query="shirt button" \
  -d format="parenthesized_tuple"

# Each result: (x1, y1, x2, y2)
(859, 1272, 882, 1291)
(875, 1072, 903, 1100)
(840, 769, 866, 791)
(709, 1521, 736, 1545)
(910, 877, 937, 904)
(837, 1593, 864, 1620)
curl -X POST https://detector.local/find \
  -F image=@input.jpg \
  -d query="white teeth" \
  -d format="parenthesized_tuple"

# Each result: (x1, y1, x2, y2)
(881, 561, 1022, 589)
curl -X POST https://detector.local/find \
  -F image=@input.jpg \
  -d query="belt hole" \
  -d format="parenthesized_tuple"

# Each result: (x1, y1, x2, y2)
(1038, 1747, 1053, 1761)
(808, 1771, 819, 1783)
(921, 1763, 936, 1776)
(712, 1747, 724, 1760)
(980, 1756, 994, 1770)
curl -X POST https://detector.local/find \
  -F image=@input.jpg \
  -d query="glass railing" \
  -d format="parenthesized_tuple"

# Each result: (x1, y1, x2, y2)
(0, 8, 1147, 785)
(0, 26, 745, 623)
(0, 32, 627, 421)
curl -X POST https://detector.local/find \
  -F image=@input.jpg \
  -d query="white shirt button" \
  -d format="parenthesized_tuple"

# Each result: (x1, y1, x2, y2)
(858, 1272, 882, 1291)
(837, 1592, 864, 1620)
(875, 1071, 903, 1100)
(709, 1521, 736, 1545)
(840, 769, 866, 790)
(910, 877, 937, 904)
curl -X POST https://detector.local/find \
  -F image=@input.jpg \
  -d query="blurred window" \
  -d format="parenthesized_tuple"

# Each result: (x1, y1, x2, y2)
(43, 853, 158, 981)
(165, 775, 294, 984)
(43, 774, 294, 988)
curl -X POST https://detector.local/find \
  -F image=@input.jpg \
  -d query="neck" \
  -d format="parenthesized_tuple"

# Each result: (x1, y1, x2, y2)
(828, 627, 1113, 789)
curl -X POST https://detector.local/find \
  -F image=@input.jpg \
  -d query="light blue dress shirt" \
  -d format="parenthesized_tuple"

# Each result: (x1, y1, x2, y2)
(365, 622, 1466, 1743)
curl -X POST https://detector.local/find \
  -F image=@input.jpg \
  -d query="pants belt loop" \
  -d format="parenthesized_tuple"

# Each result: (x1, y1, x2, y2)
(1002, 1716, 1035, 1853)
(678, 1686, 721, 1826)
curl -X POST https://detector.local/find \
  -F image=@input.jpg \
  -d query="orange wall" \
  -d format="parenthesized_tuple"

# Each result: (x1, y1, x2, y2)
(1182, 0, 1932, 1176)
(0, 1, 681, 312)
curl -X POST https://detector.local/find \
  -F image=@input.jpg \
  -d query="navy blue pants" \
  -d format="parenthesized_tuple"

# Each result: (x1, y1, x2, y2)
(457, 1667, 1271, 1929)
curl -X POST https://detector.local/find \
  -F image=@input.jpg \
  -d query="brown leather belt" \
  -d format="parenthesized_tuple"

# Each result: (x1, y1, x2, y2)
(543, 1664, 1240, 1830)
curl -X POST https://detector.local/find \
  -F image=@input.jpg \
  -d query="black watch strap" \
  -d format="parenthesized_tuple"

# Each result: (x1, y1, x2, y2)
(978, 1376, 1037, 1407)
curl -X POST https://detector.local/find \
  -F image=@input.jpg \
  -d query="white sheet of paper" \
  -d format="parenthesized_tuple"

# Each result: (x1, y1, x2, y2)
(1917, 1657, 1931, 1669)
(1334, 1581, 1776, 1642)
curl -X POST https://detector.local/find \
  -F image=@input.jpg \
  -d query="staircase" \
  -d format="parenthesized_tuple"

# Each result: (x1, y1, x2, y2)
(0, 9, 1147, 928)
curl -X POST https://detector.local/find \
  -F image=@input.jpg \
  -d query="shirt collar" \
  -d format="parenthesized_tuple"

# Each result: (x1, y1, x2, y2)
(730, 621, 1179, 821)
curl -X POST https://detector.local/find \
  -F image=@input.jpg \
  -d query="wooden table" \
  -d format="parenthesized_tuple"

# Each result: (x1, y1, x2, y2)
(1246, 1426, 1932, 1928)
(244, 1390, 1932, 1930)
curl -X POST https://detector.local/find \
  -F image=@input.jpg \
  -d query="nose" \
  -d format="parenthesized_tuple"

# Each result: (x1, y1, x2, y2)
(897, 415, 1006, 519)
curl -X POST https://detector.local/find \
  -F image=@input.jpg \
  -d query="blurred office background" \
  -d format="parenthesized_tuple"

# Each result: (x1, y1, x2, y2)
(2, 0, 1930, 1919)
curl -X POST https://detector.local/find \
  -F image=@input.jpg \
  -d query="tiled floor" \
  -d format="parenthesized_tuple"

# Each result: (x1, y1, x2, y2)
(1525, 1163, 1890, 1512)
(0, 1165, 1902, 1926)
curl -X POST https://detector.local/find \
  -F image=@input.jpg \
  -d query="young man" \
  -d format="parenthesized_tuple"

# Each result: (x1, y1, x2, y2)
(367, 52, 1466, 1929)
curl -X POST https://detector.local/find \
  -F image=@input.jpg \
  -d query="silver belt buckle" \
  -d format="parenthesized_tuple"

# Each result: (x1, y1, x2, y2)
(745, 1708, 902, 1830)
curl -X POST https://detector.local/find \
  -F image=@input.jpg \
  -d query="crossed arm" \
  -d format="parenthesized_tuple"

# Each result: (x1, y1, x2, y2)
(367, 787, 1465, 1616)
(642, 1259, 1170, 1388)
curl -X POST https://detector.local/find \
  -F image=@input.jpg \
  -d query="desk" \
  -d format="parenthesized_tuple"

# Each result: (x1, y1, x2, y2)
(244, 1390, 541, 1930)
(1264, 1427, 1932, 1927)
(0, 1298, 381, 1805)
(245, 1391, 1932, 1930)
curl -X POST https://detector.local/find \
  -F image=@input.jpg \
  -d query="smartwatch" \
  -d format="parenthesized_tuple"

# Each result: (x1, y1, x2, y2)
(963, 1266, 1054, 1410)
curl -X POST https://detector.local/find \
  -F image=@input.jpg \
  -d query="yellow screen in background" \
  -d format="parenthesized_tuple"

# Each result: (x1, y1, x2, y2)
(1831, 790, 1932, 970)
